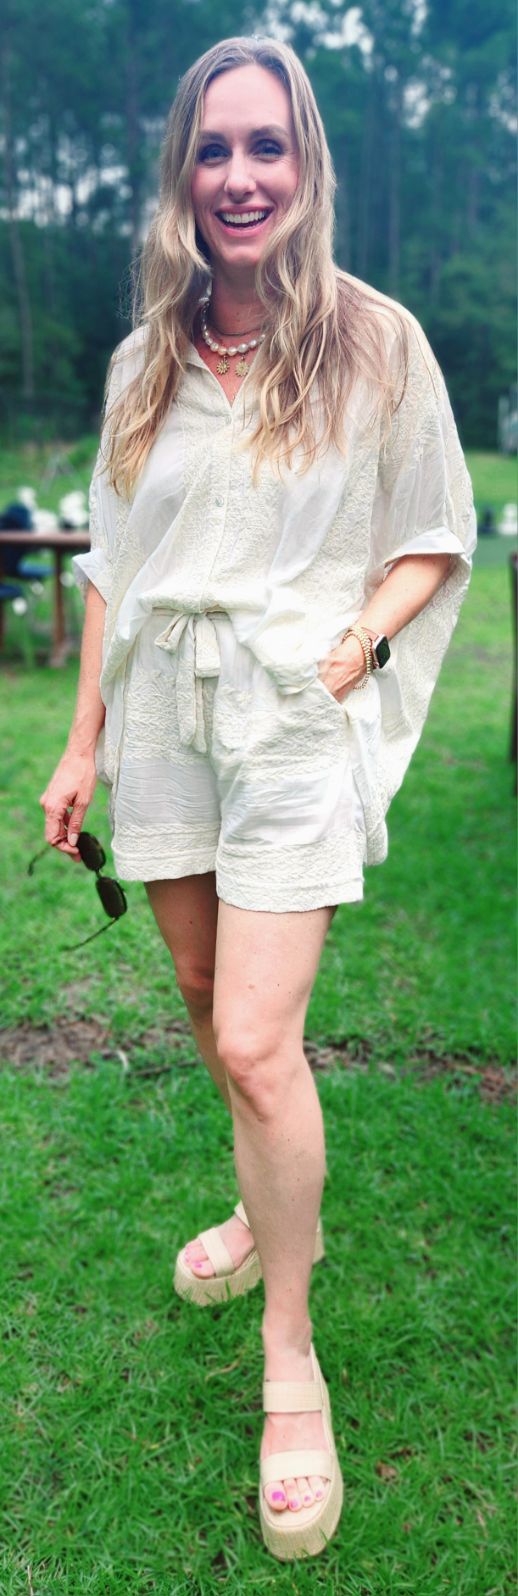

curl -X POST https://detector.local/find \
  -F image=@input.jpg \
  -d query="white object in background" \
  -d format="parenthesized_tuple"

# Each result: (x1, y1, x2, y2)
(17, 484, 58, 532)
(59, 571, 75, 588)
(17, 486, 36, 511)
(32, 509, 59, 532)
(498, 502, 518, 537)
(12, 597, 28, 616)
(59, 489, 88, 527)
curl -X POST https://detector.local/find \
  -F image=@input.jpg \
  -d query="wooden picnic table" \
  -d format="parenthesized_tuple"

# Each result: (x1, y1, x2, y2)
(0, 529, 90, 666)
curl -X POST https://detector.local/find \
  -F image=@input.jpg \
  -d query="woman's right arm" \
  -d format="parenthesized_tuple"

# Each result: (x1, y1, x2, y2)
(39, 581, 107, 859)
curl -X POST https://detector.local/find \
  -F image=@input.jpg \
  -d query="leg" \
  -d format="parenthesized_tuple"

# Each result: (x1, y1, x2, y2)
(145, 872, 257, 1273)
(213, 901, 334, 1515)
(145, 872, 228, 1104)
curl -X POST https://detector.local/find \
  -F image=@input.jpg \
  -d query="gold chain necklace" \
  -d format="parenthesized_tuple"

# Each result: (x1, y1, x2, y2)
(200, 302, 265, 379)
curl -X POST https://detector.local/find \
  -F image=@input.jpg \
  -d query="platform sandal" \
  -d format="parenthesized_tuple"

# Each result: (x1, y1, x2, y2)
(174, 1199, 325, 1307)
(259, 1341, 343, 1561)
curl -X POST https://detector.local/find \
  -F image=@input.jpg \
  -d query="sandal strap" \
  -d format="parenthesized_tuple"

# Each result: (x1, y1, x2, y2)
(196, 1226, 235, 1277)
(263, 1379, 322, 1412)
(234, 1199, 250, 1229)
(260, 1448, 333, 1486)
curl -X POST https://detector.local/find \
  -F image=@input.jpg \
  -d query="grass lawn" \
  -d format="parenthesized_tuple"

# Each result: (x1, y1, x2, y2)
(0, 446, 515, 1592)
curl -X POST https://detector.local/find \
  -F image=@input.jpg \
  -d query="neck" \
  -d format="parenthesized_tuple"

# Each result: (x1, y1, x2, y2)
(209, 269, 264, 336)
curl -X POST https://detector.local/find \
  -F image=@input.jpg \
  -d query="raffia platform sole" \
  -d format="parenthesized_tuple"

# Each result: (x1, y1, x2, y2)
(259, 1343, 343, 1562)
(173, 1200, 325, 1308)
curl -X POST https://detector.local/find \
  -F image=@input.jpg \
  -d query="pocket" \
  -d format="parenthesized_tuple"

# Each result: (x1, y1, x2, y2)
(312, 675, 347, 714)
(212, 682, 253, 752)
(341, 682, 387, 841)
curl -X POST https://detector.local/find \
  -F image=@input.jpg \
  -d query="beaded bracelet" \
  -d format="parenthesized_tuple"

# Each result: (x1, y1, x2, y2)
(341, 624, 372, 690)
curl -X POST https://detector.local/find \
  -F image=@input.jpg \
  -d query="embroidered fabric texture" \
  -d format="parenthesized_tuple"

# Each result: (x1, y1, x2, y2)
(72, 284, 477, 893)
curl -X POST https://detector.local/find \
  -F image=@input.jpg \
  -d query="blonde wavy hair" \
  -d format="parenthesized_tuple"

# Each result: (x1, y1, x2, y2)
(106, 35, 409, 497)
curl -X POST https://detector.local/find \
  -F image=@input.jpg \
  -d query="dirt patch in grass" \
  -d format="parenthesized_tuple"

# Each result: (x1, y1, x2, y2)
(305, 1038, 517, 1104)
(0, 1018, 515, 1103)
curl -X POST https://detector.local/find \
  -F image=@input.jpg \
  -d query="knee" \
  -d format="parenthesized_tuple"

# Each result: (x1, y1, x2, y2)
(176, 966, 214, 1024)
(213, 1023, 294, 1116)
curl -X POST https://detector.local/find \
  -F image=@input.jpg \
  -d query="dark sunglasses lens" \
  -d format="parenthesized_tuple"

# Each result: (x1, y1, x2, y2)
(96, 876, 127, 919)
(78, 832, 106, 871)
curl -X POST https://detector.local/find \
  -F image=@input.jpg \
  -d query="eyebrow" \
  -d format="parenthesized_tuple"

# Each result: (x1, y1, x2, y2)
(197, 124, 289, 142)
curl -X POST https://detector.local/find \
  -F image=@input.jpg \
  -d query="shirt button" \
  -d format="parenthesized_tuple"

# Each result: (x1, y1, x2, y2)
(214, 495, 224, 508)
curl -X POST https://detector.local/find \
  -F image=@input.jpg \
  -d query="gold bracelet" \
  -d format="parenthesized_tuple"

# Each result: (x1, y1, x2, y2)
(342, 625, 372, 690)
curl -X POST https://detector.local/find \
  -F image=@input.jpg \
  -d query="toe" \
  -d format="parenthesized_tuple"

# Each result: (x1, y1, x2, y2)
(183, 1239, 214, 1278)
(190, 1255, 214, 1276)
(264, 1482, 288, 1512)
(284, 1477, 301, 1511)
(309, 1473, 327, 1501)
(298, 1476, 314, 1506)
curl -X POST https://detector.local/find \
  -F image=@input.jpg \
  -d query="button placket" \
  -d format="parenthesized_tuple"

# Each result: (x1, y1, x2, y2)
(198, 429, 234, 601)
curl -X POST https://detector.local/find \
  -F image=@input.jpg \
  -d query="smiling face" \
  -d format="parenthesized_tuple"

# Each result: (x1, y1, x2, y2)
(190, 63, 300, 276)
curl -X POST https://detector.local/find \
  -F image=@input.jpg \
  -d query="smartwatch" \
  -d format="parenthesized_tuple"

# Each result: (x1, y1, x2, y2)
(371, 633, 391, 670)
(355, 625, 392, 670)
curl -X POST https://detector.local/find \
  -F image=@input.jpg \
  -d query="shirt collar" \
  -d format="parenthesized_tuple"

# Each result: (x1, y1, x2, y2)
(185, 341, 207, 368)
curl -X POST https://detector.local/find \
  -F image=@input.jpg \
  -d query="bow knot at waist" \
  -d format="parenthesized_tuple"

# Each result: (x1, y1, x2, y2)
(153, 608, 226, 751)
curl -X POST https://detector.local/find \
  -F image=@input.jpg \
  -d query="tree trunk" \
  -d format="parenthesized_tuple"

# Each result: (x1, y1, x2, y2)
(125, 8, 142, 257)
(357, 75, 375, 277)
(0, 43, 34, 401)
(387, 76, 402, 296)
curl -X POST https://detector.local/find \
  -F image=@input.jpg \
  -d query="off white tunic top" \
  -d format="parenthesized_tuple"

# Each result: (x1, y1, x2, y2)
(73, 288, 476, 864)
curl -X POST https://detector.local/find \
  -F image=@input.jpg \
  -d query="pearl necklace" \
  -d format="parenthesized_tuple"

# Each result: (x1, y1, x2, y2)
(200, 302, 265, 378)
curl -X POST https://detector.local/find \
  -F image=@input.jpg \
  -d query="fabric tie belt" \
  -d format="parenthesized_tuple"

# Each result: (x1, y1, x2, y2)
(154, 609, 225, 752)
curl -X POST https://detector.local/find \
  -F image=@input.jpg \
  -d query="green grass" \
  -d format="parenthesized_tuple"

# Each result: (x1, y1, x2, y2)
(0, 1065, 514, 1593)
(0, 447, 516, 1590)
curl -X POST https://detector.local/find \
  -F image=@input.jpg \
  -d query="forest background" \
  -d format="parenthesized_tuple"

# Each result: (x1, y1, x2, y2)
(1, 0, 515, 448)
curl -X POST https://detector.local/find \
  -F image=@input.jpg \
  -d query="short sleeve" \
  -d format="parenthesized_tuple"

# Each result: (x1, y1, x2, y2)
(348, 313, 478, 845)
(72, 343, 132, 605)
(369, 314, 476, 576)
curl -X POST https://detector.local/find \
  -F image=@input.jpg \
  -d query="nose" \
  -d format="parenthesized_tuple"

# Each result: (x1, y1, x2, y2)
(223, 146, 256, 200)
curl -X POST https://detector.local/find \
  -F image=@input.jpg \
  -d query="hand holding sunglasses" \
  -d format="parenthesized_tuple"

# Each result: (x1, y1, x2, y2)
(27, 831, 128, 949)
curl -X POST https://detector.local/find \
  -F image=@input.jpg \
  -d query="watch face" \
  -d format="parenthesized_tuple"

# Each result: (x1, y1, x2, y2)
(375, 635, 391, 669)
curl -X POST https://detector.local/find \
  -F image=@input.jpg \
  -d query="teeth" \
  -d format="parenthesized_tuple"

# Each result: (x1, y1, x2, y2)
(220, 210, 268, 225)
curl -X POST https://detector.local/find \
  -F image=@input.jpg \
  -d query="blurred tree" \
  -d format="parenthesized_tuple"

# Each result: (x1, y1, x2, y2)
(0, 0, 514, 445)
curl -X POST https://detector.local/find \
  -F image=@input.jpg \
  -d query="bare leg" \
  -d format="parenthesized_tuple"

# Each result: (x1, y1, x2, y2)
(213, 901, 334, 1515)
(145, 874, 229, 1105)
(145, 874, 257, 1272)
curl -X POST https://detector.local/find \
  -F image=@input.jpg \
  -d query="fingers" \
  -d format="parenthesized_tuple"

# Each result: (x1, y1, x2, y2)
(66, 804, 88, 848)
(39, 797, 82, 860)
(38, 752, 97, 863)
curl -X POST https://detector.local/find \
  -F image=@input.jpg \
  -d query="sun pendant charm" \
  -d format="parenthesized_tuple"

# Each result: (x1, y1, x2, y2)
(216, 357, 229, 375)
(235, 358, 249, 378)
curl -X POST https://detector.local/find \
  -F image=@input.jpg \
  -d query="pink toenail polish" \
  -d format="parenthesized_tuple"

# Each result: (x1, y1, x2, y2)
(315, 1490, 323, 1499)
(272, 1491, 286, 1502)
(289, 1499, 300, 1509)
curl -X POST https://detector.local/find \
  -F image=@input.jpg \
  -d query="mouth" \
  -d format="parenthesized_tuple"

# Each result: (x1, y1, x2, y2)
(215, 208, 273, 234)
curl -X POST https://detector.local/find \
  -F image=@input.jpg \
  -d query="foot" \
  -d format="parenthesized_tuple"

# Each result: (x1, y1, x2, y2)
(183, 1211, 255, 1278)
(261, 1337, 330, 1515)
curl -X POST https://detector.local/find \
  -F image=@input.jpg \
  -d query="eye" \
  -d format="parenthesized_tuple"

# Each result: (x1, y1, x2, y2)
(197, 142, 227, 162)
(255, 139, 283, 157)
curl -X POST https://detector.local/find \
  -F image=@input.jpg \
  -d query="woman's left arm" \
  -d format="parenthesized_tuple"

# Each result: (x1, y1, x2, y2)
(320, 312, 477, 704)
(319, 550, 452, 699)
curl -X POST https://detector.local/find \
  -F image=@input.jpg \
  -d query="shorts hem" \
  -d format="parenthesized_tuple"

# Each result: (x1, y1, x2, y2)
(112, 849, 218, 882)
(215, 876, 364, 912)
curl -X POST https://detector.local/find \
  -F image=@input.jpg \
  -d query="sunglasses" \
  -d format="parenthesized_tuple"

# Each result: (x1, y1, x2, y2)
(27, 831, 128, 949)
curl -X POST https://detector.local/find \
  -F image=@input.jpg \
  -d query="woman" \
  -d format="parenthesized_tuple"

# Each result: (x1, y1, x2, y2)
(39, 36, 476, 1561)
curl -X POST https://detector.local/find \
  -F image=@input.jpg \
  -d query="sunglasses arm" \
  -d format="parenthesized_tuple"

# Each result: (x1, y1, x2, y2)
(65, 918, 119, 951)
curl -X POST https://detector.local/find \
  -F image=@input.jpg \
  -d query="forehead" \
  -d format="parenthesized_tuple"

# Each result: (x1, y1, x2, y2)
(200, 63, 292, 131)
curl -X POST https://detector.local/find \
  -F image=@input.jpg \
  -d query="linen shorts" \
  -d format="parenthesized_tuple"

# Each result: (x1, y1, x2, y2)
(107, 609, 367, 912)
